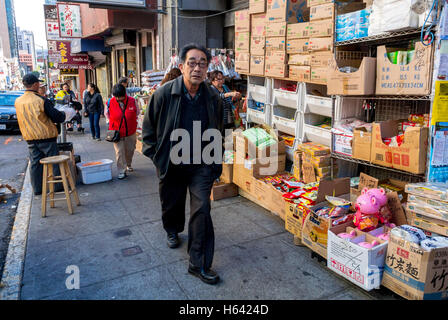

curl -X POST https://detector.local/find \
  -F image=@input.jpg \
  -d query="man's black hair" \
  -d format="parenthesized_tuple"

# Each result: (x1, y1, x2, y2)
(112, 84, 126, 97)
(180, 43, 212, 63)
(118, 77, 128, 85)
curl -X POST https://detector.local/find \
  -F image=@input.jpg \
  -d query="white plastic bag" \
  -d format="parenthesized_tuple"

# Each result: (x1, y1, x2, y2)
(56, 105, 77, 122)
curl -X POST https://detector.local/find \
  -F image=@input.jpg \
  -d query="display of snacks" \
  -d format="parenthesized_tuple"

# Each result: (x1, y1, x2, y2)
(297, 142, 330, 157)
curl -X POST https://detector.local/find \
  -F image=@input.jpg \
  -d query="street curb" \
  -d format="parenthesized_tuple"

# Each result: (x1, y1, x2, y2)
(0, 162, 32, 300)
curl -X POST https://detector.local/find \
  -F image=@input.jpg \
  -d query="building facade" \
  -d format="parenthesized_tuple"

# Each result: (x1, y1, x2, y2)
(17, 28, 37, 71)
(0, 0, 18, 59)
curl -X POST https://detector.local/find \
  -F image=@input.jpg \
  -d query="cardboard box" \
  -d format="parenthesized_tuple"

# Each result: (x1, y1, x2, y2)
(327, 57, 377, 95)
(371, 121, 429, 174)
(289, 65, 311, 82)
(235, 10, 250, 32)
(285, 202, 304, 238)
(250, 55, 265, 76)
(408, 210, 448, 236)
(210, 182, 238, 201)
(302, 153, 331, 168)
(239, 154, 287, 178)
(265, 37, 287, 52)
(382, 233, 448, 300)
(286, 39, 309, 54)
(220, 163, 233, 184)
(250, 36, 266, 56)
(235, 32, 250, 52)
(289, 54, 311, 66)
(235, 52, 250, 73)
(266, 21, 287, 37)
(249, 0, 266, 14)
(308, 37, 333, 52)
(333, 131, 352, 156)
(310, 51, 333, 67)
(298, 142, 330, 157)
(352, 127, 372, 162)
(379, 178, 407, 203)
(300, 178, 351, 258)
(265, 51, 289, 77)
(251, 13, 267, 37)
(307, 0, 332, 6)
(310, 3, 334, 21)
(267, 0, 310, 23)
(287, 22, 310, 39)
(309, 19, 333, 37)
(376, 42, 433, 95)
(310, 66, 328, 83)
(235, 126, 287, 159)
(327, 224, 389, 291)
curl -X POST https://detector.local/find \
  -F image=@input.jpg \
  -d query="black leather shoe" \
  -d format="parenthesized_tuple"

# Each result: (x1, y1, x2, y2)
(167, 233, 180, 249)
(188, 263, 220, 285)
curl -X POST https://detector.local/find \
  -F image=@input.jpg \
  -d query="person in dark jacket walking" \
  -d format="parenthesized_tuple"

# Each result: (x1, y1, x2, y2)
(142, 43, 224, 285)
(83, 83, 104, 141)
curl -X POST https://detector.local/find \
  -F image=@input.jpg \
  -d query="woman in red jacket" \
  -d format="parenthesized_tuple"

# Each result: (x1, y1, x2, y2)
(107, 84, 138, 179)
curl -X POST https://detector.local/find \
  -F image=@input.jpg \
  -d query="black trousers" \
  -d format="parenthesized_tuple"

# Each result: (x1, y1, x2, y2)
(28, 141, 61, 194)
(159, 164, 215, 270)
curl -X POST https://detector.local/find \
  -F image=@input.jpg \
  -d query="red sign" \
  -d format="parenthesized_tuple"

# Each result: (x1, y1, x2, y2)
(55, 41, 92, 70)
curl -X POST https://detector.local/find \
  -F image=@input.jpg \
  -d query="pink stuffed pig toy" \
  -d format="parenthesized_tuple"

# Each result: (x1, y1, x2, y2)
(365, 188, 394, 225)
(353, 188, 385, 231)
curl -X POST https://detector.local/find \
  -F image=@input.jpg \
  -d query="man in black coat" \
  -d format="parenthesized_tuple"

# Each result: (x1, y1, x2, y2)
(142, 44, 223, 285)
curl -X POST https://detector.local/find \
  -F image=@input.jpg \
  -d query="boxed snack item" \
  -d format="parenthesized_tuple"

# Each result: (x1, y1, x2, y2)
(286, 39, 309, 54)
(408, 210, 448, 236)
(308, 37, 333, 52)
(289, 65, 311, 82)
(298, 142, 331, 157)
(371, 120, 429, 174)
(266, 21, 287, 37)
(408, 194, 448, 221)
(328, 224, 389, 291)
(405, 182, 448, 201)
(249, 0, 266, 14)
(267, 0, 310, 23)
(266, 37, 287, 52)
(251, 13, 268, 37)
(287, 22, 310, 39)
(250, 36, 266, 56)
(235, 10, 250, 32)
(376, 42, 433, 96)
(327, 56, 377, 95)
(235, 52, 250, 73)
(285, 202, 304, 238)
(309, 19, 334, 37)
(289, 54, 311, 66)
(235, 32, 250, 52)
(250, 55, 265, 75)
(311, 51, 333, 67)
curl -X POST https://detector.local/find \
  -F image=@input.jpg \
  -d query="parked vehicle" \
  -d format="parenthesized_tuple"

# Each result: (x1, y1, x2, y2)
(0, 91, 23, 132)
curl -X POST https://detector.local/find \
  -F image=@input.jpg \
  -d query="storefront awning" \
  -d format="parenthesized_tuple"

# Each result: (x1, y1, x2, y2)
(71, 39, 111, 54)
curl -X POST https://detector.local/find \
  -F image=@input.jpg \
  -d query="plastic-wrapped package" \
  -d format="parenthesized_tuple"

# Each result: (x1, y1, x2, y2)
(390, 225, 427, 244)
(405, 182, 448, 201)
(420, 236, 448, 251)
(368, 0, 419, 36)
(55, 105, 76, 122)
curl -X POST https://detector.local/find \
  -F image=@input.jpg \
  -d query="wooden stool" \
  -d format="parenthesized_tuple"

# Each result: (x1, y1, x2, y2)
(40, 155, 80, 217)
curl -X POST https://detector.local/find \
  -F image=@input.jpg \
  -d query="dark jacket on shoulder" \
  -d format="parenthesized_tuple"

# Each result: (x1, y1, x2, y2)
(141, 76, 224, 180)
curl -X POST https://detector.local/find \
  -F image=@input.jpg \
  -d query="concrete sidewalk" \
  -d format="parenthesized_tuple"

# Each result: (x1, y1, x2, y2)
(17, 119, 396, 300)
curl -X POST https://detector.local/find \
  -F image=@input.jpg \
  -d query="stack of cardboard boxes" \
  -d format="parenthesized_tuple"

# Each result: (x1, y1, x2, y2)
(297, 142, 332, 182)
(235, 9, 251, 74)
(250, 12, 267, 75)
(308, 0, 334, 84)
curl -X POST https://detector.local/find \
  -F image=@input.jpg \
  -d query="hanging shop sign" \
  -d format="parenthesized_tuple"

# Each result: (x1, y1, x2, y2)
(44, 5, 58, 20)
(46, 20, 60, 41)
(55, 41, 92, 70)
(57, 4, 82, 38)
(60, 69, 79, 75)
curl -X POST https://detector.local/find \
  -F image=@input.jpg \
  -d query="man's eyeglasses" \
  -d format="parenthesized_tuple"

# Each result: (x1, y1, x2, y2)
(186, 61, 208, 69)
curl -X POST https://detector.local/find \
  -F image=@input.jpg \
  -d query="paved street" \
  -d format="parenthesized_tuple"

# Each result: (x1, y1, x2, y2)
(7, 120, 400, 300)
(0, 131, 28, 277)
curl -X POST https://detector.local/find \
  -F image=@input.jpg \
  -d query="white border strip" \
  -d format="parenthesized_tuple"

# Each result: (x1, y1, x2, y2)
(0, 162, 32, 300)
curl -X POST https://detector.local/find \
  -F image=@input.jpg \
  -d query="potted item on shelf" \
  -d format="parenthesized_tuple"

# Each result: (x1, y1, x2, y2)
(327, 54, 377, 95)
(375, 42, 433, 95)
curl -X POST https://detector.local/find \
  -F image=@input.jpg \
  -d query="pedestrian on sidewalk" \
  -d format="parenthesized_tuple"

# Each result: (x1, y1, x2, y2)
(83, 83, 104, 140)
(141, 43, 224, 285)
(119, 76, 142, 97)
(108, 84, 138, 180)
(14, 73, 66, 196)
